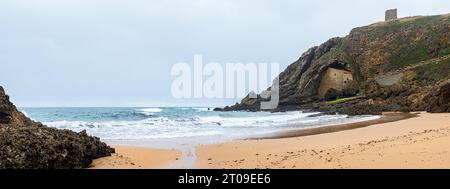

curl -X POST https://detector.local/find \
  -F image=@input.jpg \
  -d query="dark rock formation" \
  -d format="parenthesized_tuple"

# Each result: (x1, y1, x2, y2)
(323, 88, 341, 101)
(0, 86, 34, 127)
(0, 86, 114, 169)
(216, 14, 450, 115)
(426, 80, 450, 113)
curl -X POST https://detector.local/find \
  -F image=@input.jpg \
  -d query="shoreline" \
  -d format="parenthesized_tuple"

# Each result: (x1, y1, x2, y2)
(89, 112, 450, 169)
(89, 146, 180, 169)
(252, 112, 417, 139)
(196, 112, 450, 168)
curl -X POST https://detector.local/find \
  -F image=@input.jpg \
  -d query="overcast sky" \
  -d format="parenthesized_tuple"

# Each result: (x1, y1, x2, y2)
(0, 0, 448, 107)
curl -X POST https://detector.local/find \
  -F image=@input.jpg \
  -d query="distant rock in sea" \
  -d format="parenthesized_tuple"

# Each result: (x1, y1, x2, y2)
(216, 13, 450, 115)
(0, 86, 114, 169)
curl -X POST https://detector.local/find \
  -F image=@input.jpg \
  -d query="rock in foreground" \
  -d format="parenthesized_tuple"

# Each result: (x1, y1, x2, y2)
(0, 86, 114, 169)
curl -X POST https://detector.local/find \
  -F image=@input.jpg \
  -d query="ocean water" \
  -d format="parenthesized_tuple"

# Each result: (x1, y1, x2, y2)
(20, 107, 380, 141)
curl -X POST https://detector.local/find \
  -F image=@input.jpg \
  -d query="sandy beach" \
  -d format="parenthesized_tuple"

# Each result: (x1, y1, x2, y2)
(90, 112, 450, 169)
(90, 146, 181, 169)
(197, 112, 450, 168)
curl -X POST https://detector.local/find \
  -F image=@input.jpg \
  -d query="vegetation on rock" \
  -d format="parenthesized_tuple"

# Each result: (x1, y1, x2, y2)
(217, 14, 450, 115)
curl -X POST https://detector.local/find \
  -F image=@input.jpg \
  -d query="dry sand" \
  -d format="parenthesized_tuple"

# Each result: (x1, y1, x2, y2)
(90, 146, 181, 169)
(90, 112, 450, 169)
(196, 112, 450, 169)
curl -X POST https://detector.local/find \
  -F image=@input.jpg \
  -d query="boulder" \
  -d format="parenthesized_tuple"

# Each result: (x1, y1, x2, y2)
(0, 127, 114, 169)
(323, 88, 341, 101)
(0, 86, 114, 169)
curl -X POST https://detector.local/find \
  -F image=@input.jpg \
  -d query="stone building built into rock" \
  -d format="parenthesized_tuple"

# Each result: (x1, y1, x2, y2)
(318, 67, 353, 99)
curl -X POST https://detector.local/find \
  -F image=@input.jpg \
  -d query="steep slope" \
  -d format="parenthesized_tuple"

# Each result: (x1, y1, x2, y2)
(217, 14, 450, 114)
(0, 86, 114, 169)
(0, 86, 34, 127)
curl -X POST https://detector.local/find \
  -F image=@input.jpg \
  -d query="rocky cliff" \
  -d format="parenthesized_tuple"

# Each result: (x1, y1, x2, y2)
(0, 86, 114, 169)
(217, 14, 450, 115)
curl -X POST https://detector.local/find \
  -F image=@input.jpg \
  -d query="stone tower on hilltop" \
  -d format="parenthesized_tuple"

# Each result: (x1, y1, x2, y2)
(385, 9, 398, 21)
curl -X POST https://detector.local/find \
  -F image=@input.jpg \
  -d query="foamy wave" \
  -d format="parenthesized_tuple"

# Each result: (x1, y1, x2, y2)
(44, 117, 222, 140)
(137, 108, 163, 116)
(196, 111, 322, 127)
(139, 108, 163, 113)
(192, 107, 212, 111)
(40, 109, 381, 140)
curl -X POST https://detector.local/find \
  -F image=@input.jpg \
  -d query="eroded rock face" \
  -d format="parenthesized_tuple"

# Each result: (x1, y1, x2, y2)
(217, 37, 355, 111)
(0, 86, 114, 169)
(0, 86, 34, 127)
(216, 14, 450, 114)
(426, 80, 450, 113)
(0, 127, 114, 169)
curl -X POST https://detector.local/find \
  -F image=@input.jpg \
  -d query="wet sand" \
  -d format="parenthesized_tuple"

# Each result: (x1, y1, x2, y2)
(90, 112, 450, 169)
(196, 112, 450, 168)
(252, 112, 416, 139)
